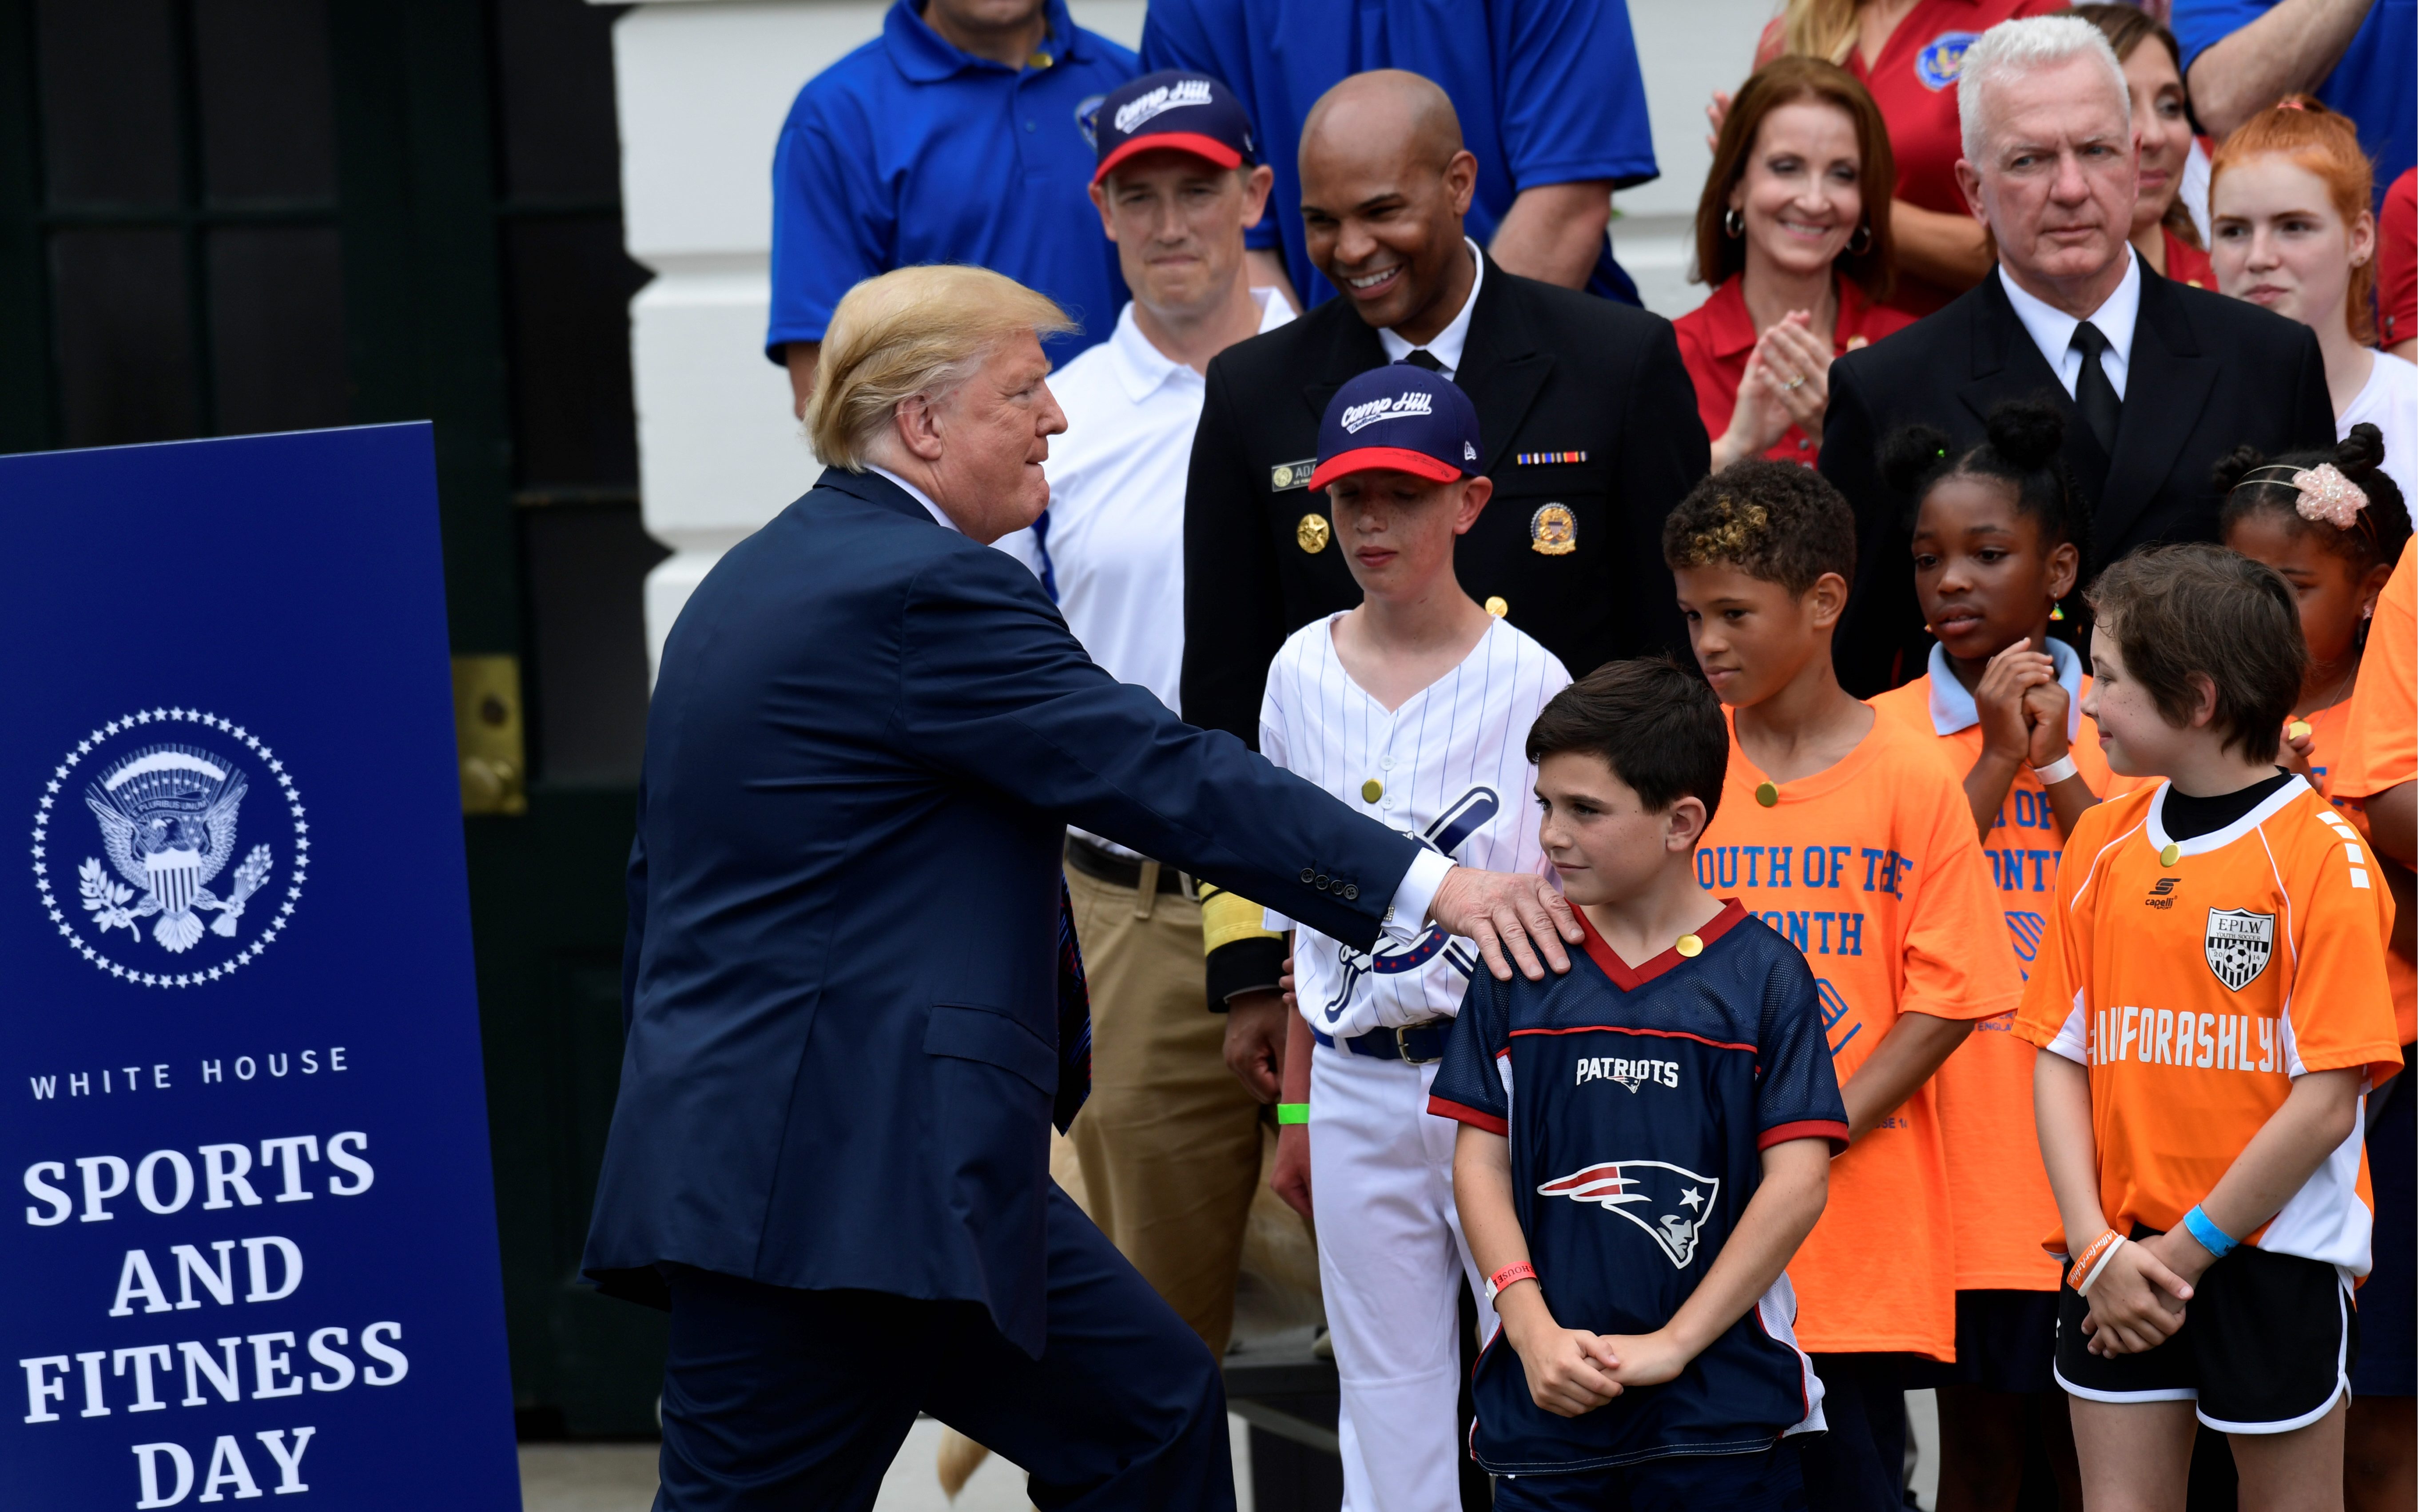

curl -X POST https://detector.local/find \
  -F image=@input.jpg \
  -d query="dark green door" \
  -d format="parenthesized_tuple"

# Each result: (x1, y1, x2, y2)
(0, 0, 668, 1436)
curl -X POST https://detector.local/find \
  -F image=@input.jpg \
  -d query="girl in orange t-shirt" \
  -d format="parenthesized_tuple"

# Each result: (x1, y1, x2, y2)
(2217, 425, 2412, 829)
(1868, 399, 2112, 1509)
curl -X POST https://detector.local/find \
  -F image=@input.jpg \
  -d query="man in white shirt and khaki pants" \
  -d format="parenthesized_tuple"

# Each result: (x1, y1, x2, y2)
(997, 68, 1294, 1357)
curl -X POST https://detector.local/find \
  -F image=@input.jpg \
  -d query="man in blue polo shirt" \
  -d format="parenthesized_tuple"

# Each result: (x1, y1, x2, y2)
(2176, 0, 2413, 205)
(1139, 0, 1659, 307)
(767, 0, 1137, 417)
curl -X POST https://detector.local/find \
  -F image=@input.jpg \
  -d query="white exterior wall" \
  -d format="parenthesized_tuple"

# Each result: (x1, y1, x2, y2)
(609, 0, 1771, 669)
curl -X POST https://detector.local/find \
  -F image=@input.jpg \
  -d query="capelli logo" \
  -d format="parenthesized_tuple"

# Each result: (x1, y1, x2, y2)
(2145, 877, 2179, 909)
(1339, 393, 1435, 433)
(1113, 79, 1213, 135)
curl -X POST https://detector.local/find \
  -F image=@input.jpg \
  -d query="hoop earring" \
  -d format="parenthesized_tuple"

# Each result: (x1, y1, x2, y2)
(1847, 223, 1873, 256)
(1723, 208, 1745, 239)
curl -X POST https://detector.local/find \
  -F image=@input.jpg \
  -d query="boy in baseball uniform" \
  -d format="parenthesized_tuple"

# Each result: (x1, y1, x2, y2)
(1261, 364, 1571, 1511)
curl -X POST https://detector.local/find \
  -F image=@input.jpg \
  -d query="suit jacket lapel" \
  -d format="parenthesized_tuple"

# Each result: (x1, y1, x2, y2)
(2096, 273, 2217, 549)
(1957, 274, 2110, 501)
(1301, 309, 1389, 426)
(1456, 254, 1554, 476)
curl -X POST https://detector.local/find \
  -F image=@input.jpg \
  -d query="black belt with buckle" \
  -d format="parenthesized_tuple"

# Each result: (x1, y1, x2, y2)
(1314, 1021, 1451, 1065)
(1065, 833, 1189, 895)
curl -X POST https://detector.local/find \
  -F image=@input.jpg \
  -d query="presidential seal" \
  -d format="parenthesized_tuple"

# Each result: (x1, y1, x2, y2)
(1530, 502, 1577, 555)
(30, 708, 310, 988)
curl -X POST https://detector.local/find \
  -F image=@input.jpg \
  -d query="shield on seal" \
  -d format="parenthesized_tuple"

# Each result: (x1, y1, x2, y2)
(2205, 907, 2275, 991)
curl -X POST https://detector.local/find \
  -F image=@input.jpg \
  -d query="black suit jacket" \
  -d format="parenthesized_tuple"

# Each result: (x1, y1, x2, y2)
(1821, 267, 2335, 694)
(1180, 253, 1710, 744)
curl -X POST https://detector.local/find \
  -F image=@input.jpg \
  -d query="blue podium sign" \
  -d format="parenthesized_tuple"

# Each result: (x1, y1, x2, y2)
(0, 426, 520, 1508)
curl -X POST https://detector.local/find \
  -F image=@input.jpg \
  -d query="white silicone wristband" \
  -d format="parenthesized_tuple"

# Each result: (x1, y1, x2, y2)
(2031, 754, 2080, 785)
(2076, 1233, 2129, 1297)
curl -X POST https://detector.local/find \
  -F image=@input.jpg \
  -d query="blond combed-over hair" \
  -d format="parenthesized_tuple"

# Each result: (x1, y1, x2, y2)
(805, 265, 1076, 470)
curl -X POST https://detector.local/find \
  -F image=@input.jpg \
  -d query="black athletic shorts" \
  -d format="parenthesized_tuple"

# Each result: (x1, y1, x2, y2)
(1940, 1289, 2059, 1394)
(2053, 1228, 2356, 1432)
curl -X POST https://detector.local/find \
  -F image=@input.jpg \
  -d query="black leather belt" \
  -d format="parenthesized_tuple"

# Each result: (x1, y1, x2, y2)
(1313, 1021, 1450, 1065)
(1065, 833, 1189, 895)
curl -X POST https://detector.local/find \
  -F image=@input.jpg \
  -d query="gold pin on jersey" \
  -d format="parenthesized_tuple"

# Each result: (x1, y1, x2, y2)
(1361, 779, 1383, 803)
(2159, 842, 2182, 867)
(1483, 596, 1508, 617)
(1755, 780, 1780, 807)
(1675, 933, 1704, 958)
(1530, 503, 1577, 555)
(1297, 513, 1331, 553)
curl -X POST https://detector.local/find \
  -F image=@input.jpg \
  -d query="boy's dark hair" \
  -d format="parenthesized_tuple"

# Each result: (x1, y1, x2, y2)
(2215, 422, 2412, 574)
(1879, 398, 2095, 576)
(1526, 657, 1729, 827)
(2086, 543, 2307, 763)
(1661, 459, 1857, 594)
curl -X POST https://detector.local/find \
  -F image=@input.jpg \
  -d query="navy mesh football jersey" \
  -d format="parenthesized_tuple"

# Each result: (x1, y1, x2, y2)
(1428, 899, 1850, 1472)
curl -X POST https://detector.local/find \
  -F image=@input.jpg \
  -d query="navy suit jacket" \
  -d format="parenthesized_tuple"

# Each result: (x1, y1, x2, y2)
(582, 467, 1420, 1355)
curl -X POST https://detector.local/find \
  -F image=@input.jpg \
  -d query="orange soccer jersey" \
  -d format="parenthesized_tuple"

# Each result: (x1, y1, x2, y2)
(1699, 709, 2021, 1357)
(2014, 779, 2402, 1275)
(1873, 650, 2133, 1291)
(2333, 542, 2416, 1043)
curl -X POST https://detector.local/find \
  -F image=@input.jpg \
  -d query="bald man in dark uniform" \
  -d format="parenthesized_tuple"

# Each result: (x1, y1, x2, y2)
(1181, 70, 1708, 1076)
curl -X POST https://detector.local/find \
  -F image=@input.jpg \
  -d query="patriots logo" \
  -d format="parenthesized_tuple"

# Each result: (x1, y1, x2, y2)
(1537, 1160, 1721, 1269)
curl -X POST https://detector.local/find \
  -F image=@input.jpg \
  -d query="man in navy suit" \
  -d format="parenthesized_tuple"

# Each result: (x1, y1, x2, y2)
(583, 263, 1582, 1512)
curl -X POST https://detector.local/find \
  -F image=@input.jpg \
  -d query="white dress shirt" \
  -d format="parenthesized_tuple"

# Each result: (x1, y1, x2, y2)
(1922, 636, 2084, 744)
(1998, 248, 2141, 402)
(1376, 237, 1485, 379)
(869, 464, 956, 531)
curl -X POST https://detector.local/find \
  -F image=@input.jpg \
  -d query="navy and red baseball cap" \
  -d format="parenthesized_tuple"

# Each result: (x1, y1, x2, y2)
(1092, 70, 1258, 185)
(1308, 364, 1484, 491)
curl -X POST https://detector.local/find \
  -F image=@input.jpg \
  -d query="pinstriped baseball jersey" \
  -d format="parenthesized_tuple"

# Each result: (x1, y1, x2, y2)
(1260, 613, 1569, 1041)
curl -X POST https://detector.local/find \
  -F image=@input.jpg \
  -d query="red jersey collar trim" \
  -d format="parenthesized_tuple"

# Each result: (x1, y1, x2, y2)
(1576, 898, 1750, 990)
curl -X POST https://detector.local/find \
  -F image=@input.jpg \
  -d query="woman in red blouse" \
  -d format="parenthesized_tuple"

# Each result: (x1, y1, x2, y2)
(2077, 4, 2217, 288)
(1743, 0, 2068, 315)
(1678, 56, 1913, 471)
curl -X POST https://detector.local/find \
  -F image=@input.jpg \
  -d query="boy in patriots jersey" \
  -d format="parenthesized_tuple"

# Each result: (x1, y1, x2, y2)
(1262, 364, 1571, 1512)
(1433, 658, 1846, 1510)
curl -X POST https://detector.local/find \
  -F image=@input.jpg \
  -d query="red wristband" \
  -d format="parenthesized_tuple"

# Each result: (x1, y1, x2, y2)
(1485, 1262, 1537, 1304)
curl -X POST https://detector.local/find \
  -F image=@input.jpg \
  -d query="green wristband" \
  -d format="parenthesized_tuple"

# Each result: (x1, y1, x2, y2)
(1276, 1102, 1310, 1125)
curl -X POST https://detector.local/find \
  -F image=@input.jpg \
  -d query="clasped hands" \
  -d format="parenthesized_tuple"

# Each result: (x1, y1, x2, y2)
(1498, 1286, 1691, 1418)
(2076, 1231, 2208, 1357)
(1975, 641, 2072, 771)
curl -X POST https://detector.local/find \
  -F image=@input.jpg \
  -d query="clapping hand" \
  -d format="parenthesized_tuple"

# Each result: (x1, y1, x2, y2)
(1754, 312, 1832, 433)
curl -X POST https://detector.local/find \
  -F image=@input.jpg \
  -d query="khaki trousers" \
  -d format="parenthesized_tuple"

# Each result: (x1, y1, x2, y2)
(1064, 861, 1265, 1358)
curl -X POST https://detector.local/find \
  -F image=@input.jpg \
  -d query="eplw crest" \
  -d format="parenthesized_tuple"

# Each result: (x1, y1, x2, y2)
(2205, 907, 2275, 991)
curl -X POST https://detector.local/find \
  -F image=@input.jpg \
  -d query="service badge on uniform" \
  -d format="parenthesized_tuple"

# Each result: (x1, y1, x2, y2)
(1271, 458, 1316, 493)
(1297, 513, 1331, 553)
(1529, 502, 1577, 555)
(31, 707, 310, 987)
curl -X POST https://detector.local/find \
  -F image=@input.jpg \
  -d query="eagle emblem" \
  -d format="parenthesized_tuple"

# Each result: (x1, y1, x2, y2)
(1538, 1159, 1722, 1269)
(79, 743, 273, 954)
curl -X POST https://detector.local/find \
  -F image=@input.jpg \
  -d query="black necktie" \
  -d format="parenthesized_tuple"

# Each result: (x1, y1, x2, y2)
(2069, 320, 2121, 454)
(1401, 348, 1444, 372)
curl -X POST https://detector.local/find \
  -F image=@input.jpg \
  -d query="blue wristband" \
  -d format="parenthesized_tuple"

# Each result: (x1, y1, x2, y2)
(2181, 1204, 2238, 1259)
